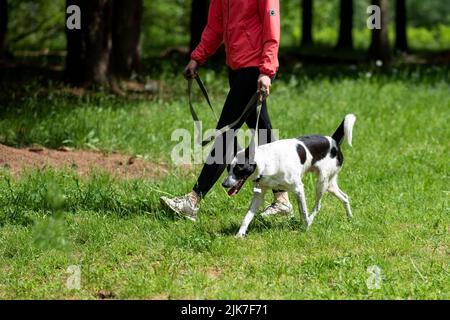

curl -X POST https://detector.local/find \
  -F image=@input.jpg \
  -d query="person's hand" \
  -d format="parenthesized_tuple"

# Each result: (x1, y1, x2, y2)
(184, 59, 199, 79)
(258, 74, 271, 101)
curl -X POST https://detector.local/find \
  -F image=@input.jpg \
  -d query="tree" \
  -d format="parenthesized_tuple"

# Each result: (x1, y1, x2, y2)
(189, 0, 209, 53)
(0, 0, 8, 59)
(368, 0, 391, 62)
(336, 0, 353, 50)
(65, 0, 143, 86)
(65, 0, 112, 84)
(301, 0, 313, 47)
(395, 0, 408, 52)
(111, 0, 143, 78)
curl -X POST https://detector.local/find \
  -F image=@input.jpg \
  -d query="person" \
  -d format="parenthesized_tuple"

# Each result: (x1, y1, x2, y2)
(160, 0, 292, 220)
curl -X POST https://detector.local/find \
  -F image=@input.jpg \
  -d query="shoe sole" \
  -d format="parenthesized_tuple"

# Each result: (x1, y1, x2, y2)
(261, 208, 294, 218)
(159, 197, 197, 222)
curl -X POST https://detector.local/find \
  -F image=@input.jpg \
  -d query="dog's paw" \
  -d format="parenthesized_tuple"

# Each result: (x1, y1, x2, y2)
(304, 220, 313, 231)
(235, 232, 246, 239)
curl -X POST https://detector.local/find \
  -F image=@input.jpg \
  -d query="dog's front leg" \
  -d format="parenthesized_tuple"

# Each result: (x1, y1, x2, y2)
(236, 188, 265, 238)
(294, 182, 311, 229)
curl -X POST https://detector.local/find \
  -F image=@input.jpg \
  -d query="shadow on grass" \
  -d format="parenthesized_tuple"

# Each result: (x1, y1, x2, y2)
(218, 215, 307, 236)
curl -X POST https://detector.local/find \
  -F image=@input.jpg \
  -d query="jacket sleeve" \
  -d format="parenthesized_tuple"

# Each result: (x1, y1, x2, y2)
(191, 0, 223, 65)
(258, 0, 280, 78)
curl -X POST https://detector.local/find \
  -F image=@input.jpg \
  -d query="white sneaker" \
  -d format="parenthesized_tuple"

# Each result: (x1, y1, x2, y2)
(261, 201, 293, 217)
(160, 195, 199, 221)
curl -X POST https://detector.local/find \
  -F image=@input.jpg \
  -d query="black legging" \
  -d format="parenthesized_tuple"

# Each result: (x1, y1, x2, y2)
(193, 67, 276, 198)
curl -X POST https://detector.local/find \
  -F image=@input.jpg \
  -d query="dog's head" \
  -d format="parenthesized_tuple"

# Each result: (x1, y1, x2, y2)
(222, 150, 257, 196)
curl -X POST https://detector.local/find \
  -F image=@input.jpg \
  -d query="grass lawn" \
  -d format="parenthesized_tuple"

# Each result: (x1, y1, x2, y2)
(0, 64, 449, 299)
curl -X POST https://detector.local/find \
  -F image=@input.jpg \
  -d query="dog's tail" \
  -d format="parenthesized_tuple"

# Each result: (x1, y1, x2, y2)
(331, 114, 356, 146)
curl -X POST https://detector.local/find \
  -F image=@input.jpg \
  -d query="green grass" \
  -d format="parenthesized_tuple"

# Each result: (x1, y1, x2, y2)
(0, 65, 449, 299)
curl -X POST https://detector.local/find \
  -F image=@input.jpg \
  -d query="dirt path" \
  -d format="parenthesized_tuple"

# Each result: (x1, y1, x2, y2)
(0, 144, 168, 179)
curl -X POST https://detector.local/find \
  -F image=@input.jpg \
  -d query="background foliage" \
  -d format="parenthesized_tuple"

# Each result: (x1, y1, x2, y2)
(7, 0, 450, 53)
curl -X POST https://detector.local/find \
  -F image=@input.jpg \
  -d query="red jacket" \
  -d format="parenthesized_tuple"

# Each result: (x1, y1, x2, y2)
(191, 0, 280, 78)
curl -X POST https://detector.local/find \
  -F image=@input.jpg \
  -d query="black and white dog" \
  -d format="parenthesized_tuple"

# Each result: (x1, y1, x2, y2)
(222, 114, 356, 237)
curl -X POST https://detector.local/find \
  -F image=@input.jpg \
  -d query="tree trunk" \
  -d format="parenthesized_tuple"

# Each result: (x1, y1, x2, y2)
(395, 0, 408, 52)
(301, 0, 313, 47)
(65, 0, 112, 85)
(65, 0, 142, 85)
(0, 0, 8, 59)
(110, 0, 143, 78)
(65, 0, 83, 84)
(336, 0, 353, 50)
(190, 0, 209, 53)
(368, 0, 390, 62)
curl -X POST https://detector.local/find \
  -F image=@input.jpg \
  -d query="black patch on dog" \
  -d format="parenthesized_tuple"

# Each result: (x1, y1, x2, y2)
(298, 135, 330, 164)
(330, 147, 337, 158)
(296, 144, 306, 164)
(232, 147, 257, 179)
(330, 146, 344, 166)
(232, 162, 256, 180)
(337, 148, 344, 166)
(332, 119, 345, 145)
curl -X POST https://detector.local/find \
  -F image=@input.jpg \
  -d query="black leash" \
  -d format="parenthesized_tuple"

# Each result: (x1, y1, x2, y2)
(188, 76, 218, 124)
(188, 75, 264, 147)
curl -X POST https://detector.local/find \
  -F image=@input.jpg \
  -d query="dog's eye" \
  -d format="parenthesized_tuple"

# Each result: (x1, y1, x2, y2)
(232, 165, 243, 175)
(233, 164, 255, 177)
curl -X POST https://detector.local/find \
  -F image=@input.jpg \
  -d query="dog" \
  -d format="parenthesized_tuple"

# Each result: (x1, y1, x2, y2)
(222, 114, 356, 237)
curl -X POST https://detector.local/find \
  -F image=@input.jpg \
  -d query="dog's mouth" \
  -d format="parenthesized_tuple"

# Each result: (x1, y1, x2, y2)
(227, 177, 248, 196)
